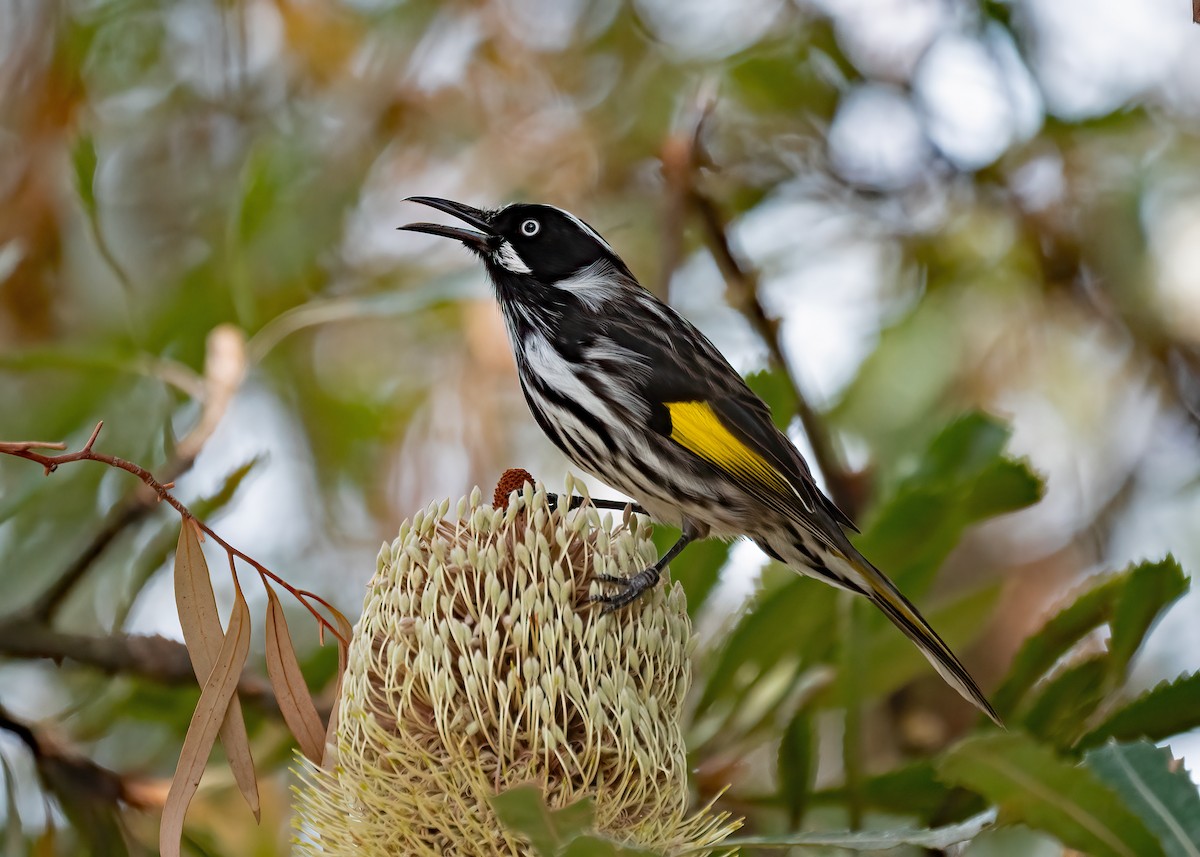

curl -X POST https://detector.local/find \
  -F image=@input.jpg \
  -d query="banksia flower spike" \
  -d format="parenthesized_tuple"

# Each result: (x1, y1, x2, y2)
(293, 476, 739, 856)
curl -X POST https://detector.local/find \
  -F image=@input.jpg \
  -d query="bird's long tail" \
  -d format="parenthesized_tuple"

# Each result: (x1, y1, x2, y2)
(853, 556, 1003, 727)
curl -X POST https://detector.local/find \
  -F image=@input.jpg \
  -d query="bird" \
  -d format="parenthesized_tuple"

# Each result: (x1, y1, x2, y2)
(399, 196, 1002, 726)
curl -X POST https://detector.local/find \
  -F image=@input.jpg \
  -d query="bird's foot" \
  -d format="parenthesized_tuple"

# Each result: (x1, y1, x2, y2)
(589, 567, 661, 613)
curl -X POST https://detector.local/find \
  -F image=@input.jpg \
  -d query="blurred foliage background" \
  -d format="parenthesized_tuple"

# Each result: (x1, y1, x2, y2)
(2, 0, 1200, 854)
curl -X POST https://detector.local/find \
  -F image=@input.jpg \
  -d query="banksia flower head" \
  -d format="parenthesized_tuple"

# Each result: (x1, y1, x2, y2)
(293, 476, 738, 856)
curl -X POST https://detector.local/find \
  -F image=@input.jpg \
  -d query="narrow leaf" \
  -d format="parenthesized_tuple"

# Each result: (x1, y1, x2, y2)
(160, 585, 252, 857)
(491, 784, 596, 857)
(173, 525, 260, 818)
(1108, 556, 1187, 678)
(264, 586, 326, 763)
(993, 558, 1186, 718)
(811, 760, 952, 817)
(1078, 672, 1200, 750)
(71, 134, 98, 214)
(693, 808, 997, 852)
(937, 732, 1163, 857)
(1085, 741, 1200, 857)
(777, 710, 814, 827)
(1020, 656, 1110, 747)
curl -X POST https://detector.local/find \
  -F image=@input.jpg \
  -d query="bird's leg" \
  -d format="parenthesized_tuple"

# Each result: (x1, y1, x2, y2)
(589, 519, 701, 613)
(546, 492, 647, 515)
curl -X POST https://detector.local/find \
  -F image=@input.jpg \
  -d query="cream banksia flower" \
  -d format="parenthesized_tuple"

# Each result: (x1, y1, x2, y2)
(293, 476, 739, 856)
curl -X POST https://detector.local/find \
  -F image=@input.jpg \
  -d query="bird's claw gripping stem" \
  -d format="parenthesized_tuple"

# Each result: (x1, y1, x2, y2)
(589, 567, 662, 613)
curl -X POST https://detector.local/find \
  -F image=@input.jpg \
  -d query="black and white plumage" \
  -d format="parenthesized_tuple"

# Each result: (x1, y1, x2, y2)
(400, 196, 1002, 726)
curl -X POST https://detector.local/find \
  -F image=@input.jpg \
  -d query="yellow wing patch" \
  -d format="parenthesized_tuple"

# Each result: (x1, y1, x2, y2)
(666, 401, 790, 494)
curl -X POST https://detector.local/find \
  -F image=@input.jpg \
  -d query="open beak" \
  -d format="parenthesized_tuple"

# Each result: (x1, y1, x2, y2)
(399, 196, 494, 251)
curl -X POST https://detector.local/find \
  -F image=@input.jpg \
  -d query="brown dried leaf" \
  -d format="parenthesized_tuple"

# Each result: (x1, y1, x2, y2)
(264, 586, 326, 763)
(321, 608, 354, 769)
(160, 584, 252, 857)
(173, 526, 260, 818)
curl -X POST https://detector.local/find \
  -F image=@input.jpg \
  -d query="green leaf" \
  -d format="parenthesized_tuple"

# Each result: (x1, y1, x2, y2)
(1109, 556, 1187, 677)
(993, 557, 1188, 718)
(702, 809, 997, 852)
(777, 710, 814, 828)
(697, 412, 1038, 719)
(560, 835, 658, 857)
(745, 369, 798, 432)
(490, 785, 596, 857)
(812, 760, 954, 817)
(937, 732, 1163, 857)
(1020, 656, 1110, 747)
(695, 570, 836, 715)
(1085, 741, 1200, 857)
(853, 412, 1041, 598)
(71, 134, 98, 215)
(1077, 672, 1200, 751)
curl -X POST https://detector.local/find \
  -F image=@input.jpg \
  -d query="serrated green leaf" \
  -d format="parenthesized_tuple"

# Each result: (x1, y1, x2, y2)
(911, 412, 1010, 482)
(700, 809, 997, 852)
(491, 785, 595, 857)
(1077, 672, 1200, 750)
(937, 732, 1163, 857)
(777, 710, 814, 828)
(1020, 656, 1110, 747)
(993, 558, 1188, 718)
(1109, 556, 1187, 677)
(853, 412, 1041, 597)
(1085, 741, 1200, 857)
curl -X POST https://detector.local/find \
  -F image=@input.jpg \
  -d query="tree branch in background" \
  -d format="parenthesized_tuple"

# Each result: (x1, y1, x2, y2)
(23, 325, 247, 623)
(0, 701, 147, 809)
(0, 420, 343, 643)
(661, 93, 859, 518)
(0, 620, 282, 716)
(690, 190, 860, 518)
(1, 416, 349, 853)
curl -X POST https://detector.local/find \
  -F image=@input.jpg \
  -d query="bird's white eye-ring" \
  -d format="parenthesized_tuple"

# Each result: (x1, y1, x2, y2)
(520, 219, 540, 237)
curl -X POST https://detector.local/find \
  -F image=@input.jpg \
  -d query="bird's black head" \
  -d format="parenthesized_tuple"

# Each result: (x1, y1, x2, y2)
(399, 197, 626, 286)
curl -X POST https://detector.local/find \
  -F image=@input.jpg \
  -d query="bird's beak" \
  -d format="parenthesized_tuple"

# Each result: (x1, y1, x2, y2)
(399, 196, 494, 251)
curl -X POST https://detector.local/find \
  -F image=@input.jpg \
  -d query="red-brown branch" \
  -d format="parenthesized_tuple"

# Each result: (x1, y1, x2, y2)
(1, 422, 348, 647)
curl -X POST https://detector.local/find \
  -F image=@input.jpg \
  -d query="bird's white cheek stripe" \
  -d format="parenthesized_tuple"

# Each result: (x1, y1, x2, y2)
(493, 241, 531, 274)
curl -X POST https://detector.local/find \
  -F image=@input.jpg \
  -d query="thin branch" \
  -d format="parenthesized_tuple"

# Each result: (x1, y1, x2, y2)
(658, 81, 717, 300)
(17, 326, 245, 623)
(661, 91, 859, 517)
(0, 701, 132, 802)
(689, 191, 860, 518)
(1, 422, 345, 646)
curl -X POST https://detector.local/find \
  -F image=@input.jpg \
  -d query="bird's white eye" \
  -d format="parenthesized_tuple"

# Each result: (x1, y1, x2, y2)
(520, 219, 540, 237)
